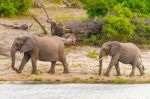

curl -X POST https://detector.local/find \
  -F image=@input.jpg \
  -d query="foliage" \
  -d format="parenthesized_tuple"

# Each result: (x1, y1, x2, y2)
(86, 50, 98, 58)
(79, 0, 150, 45)
(79, 0, 115, 17)
(132, 19, 150, 44)
(0, 0, 33, 17)
(116, 0, 150, 15)
(79, 0, 150, 18)
(101, 15, 135, 42)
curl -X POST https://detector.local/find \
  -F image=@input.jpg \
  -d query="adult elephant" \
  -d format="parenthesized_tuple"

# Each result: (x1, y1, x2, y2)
(10, 36, 69, 74)
(99, 41, 144, 76)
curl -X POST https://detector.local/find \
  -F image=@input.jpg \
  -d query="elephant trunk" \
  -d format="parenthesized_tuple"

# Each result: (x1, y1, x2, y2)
(99, 57, 103, 76)
(10, 44, 18, 72)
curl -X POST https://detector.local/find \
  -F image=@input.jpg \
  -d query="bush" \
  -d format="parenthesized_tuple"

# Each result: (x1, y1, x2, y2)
(132, 20, 150, 44)
(116, 0, 150, 15)
(79, 0, 150, 18)
(101, 15, 135, 42)
(79, 0, 150, 45)
(0, 0, 33, 17)
(111, 4, 137, 19)
(79, 0, 115, 17)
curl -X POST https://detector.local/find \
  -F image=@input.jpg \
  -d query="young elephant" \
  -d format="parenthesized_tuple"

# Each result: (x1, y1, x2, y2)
(10, 36, 69, 74)
(99, 41, 144, 76)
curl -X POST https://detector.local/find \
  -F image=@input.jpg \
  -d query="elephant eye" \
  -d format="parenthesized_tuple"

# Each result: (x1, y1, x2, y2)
(16, 43, 21, 47)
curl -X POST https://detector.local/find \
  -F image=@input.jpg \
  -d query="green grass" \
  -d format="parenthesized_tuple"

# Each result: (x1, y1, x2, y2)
(73, 77, 81, 82)
(86, 50, 98, 58)
(65, 47, 73, 52)
(0, 78, 6, 81)
(107, 77, 132, 84)
(33, 76, 42, 81)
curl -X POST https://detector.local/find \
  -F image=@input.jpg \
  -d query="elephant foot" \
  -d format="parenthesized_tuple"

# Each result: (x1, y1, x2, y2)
(104, 73, 109, 76)
(129, 73, 135, 77)
(140, 72, 144, 76)
(48, 70, 55, 74)
(63, 70, 69, 74)
(31, 71, 38, 75)
(15, 69, 21, 73)
(116, 73, 121, 76)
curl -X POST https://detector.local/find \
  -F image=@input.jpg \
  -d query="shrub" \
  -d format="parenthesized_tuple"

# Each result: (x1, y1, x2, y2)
(79, 0, 150, 18)
(79, 0, 116, 17)
(132, 20, 150, 44)
(101, 15, 135, 42)
(0, 0, 33, 17)
(116, 0, 150, 15)
(0, 1, 16, 16)
(111, 4, 137, 19)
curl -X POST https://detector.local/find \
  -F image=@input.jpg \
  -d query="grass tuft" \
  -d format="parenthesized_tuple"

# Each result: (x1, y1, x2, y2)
(86, 50, 98, 58)
(33, 76, 42, 81)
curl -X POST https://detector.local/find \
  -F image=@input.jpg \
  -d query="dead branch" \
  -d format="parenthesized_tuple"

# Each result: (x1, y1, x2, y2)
(63, 0, 70, 7)
(42, 4, 52, 20)
(62, 0, 81, 8)
(32, 16, 49, 35)
(33, 0, 42, 8)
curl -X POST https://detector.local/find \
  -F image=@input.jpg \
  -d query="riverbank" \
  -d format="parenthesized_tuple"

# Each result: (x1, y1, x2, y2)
(0, 2, 150, 84)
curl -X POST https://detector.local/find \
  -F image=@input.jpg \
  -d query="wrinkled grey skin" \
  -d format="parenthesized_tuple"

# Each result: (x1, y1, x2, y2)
(10, 36, 69, 74)
(99, 41, 144, 76)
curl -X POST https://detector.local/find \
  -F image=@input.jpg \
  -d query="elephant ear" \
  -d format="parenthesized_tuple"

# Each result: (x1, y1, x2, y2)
(20, 37, 36, 53)
(110, 41, 121, 56)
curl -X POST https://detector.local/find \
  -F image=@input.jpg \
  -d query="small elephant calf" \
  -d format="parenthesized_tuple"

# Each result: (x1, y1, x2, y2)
(99, 41, 144, 76)
(10, 36, 69, 74)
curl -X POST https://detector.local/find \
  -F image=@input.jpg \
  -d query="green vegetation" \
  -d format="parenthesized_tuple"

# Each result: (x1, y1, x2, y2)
(79, 0, 150, 45)
(101, 15, 135, 42)
(0, 0, 33, 17)
(79, 0, 150, 17)
(73, 77, 81, 82)
(33, 76, 42, 81)
(108, 77, 134, 84)
(86, 50, 98, 58)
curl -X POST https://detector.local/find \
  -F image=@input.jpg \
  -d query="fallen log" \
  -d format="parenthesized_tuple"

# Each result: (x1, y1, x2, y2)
(0, 23, 33, 30)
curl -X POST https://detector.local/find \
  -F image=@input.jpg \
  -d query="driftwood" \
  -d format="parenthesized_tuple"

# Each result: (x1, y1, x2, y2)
(47, 19, 65, 36)
(33, 0, 42, 8)
(42, 4, 52, 20)
(62, 0, 81, 9)
(42, 3, 73, 35)
(0, 23, 33, 30)
(36, 4, 77, 45)
(32, 16, 50, 35)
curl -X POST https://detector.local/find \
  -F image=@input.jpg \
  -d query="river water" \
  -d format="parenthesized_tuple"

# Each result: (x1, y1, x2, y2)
(0, 84, 150, 99)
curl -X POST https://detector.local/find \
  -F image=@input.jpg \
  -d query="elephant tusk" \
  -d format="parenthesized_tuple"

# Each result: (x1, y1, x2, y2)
(99, 56, 106, 60)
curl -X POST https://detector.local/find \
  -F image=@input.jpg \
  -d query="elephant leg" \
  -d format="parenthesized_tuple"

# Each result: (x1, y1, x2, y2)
(115, 61, 121, 76)
(104, 54, 120, 76)
(60, 54, 69, 74)
(130, 59, 140, 76)
(31, 55, 37, 74)
(129, 61, 137, 77)
(129, 65, 135, 76)
(62, 61, 69, 74)
(48, 61, 56, 74)
(136, 63, 144, 76)
(18, 53, 30, 73)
